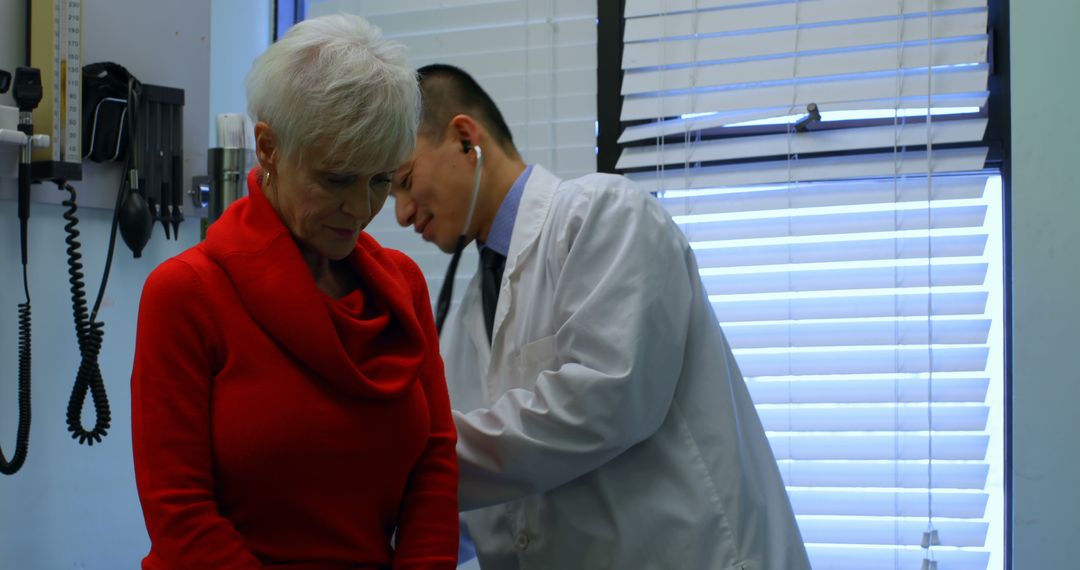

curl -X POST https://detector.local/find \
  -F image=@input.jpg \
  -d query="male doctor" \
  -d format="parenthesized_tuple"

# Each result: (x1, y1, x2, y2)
(392, 64, 810, 570)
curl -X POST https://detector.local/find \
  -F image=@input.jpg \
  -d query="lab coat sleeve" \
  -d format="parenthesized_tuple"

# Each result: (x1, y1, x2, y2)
(392, 256, 460, 569)
(130, 259, 264, 568)
(455, 184, 694, 510)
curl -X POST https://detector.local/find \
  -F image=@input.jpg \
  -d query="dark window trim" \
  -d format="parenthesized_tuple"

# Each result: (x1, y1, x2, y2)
(596, 0, 625, 173)
(987, 1, 1012, 568)
(273, 0, 306, 41)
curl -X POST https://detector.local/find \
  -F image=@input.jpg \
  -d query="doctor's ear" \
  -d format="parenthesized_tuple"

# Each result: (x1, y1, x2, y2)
(449, 114, 481, 155)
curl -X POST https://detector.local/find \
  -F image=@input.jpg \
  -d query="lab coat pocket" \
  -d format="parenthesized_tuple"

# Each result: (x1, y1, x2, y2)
(513, 334, 557, 390)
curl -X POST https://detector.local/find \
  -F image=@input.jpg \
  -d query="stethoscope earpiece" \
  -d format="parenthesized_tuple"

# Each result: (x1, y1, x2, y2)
(462, 141, 482, 157)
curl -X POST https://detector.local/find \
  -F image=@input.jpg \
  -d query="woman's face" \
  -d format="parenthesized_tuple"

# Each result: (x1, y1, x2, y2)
(259, 127, 394, 263)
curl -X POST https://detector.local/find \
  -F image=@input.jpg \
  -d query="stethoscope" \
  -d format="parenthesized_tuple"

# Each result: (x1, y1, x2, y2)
(434, 143, 483, 335)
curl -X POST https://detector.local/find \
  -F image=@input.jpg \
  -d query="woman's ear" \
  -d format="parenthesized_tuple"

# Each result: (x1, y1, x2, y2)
(254, 122, 279, 174)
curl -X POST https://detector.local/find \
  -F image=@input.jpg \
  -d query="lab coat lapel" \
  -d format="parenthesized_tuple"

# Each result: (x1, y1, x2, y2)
(459, 270, 491, 373)
(458, 267, 509, 406)
(488, 166, 561, 350)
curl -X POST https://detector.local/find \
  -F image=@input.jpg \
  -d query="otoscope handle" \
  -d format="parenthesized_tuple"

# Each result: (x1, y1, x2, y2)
(17, 115, 32, 266)
(12, 67, 43, 265)
(18, 162, 30, 265)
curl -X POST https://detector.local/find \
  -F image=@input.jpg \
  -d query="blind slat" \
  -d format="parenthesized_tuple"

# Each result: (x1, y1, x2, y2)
(758, 403, 989, 432)
(625, 0, 982, 19)
(617, 118, 988, 170)
(796, 517, 988, 547)
(687, 205, 988, 243)
(510, 120, 597, 150)
(620, 66, 988, 124)
(777, 459, 990, 489)
(768, 433, 990, 461)
(482, 69, 597, 100)
(713, 290, 990, 322)
(625, 0, 985, 43)
(622, 39, 987, 97)
(660, 175, 988, 218)
(620, 94, 989, 143)
(314, 0, 596, 34)
(748, 376, 990, 404)
(626, 0, 780, 18)
(692, 234, 989, 270)
(805, 545, 990, 570)
(725, 317, 991, 349)
(736, 345, 990, 376)
(400, 18, 595, 59)
(702, 261, 989, 296)
(788, 487, 989, 518)
(415, 45, 597, 82)
(498, 92, 595, 125)
(622, 11, 986, 69)
(628, 148, 989, 190)
(626, 97, 989, 143)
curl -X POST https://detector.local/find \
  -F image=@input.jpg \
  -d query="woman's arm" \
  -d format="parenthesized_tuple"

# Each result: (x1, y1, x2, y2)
(131, 258, 263, 568)
(391, 255, 459, 569)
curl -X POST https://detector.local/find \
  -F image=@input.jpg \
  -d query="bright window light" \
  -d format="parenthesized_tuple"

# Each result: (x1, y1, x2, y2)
(671, 197, 986, 225)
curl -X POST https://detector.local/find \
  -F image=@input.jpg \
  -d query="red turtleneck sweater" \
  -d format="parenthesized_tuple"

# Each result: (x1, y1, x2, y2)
(131, 169, 458, 569)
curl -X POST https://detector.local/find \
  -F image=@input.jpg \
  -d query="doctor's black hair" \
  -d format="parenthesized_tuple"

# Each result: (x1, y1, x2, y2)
(416, 64, 519, 158)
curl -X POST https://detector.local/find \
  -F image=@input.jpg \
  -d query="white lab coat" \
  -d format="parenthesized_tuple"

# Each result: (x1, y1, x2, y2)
(442, 166, 810, 570)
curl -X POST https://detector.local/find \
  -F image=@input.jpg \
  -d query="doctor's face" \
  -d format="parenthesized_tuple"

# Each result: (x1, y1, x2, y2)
(391, 134, 478, 254)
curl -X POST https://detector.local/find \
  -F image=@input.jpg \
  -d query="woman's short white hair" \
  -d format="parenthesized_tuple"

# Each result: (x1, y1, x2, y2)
(246, 14, 419, 173)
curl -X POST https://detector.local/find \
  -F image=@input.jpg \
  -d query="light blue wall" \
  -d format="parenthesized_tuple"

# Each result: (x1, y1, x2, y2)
(0, 201, 196, 567)
(1010, 0, 1080, 567)
(210, 0, 273, 143)
(0, 0, 20, 109)
(0, 0, 265, 567)
(0, 0, 209, 566)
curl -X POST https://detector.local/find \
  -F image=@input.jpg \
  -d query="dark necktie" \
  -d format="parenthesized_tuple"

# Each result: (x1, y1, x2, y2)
(480, 247, 506, 343)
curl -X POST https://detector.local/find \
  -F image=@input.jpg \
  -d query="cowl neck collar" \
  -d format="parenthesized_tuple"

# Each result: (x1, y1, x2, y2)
(199, 168, 425, 398)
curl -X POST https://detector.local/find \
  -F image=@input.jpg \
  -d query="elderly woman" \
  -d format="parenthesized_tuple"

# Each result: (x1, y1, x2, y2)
(130, 14, 458, 569)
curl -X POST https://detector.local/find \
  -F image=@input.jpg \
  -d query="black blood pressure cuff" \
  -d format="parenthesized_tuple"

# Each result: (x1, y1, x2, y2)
(82, 62, 141, 163)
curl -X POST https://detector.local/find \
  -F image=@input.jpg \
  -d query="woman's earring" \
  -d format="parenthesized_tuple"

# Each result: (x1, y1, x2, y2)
(264, 169, 271, 188)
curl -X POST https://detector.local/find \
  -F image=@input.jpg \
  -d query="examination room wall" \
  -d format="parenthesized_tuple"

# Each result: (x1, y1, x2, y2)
(0, 0, 225, 566)
(1009, 0, 1080, 567)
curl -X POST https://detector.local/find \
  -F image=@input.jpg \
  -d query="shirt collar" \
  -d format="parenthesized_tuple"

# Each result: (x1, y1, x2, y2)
(479, 164, 533, 257)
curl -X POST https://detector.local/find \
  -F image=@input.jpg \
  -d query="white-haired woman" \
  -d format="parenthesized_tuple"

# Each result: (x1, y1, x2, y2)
(131, 14, 458, 569)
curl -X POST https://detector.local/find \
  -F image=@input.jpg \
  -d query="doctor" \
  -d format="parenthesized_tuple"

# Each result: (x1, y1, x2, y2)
(392, 64, 810, 570)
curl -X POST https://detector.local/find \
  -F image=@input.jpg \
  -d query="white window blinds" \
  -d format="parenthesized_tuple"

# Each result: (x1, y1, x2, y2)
(302, 0, 598, 304)
(617, 1, 1004, 569)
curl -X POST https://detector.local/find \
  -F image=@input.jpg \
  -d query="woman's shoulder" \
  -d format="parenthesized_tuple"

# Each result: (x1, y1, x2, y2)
(142, 245, 230, 300)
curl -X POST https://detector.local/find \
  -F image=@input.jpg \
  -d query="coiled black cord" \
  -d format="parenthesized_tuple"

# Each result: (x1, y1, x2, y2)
(0, 270, 32, 475)
(60, 182, 112, 445)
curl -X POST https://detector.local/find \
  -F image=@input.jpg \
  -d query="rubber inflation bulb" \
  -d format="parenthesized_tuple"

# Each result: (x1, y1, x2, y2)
(119, 191, 153, 258)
